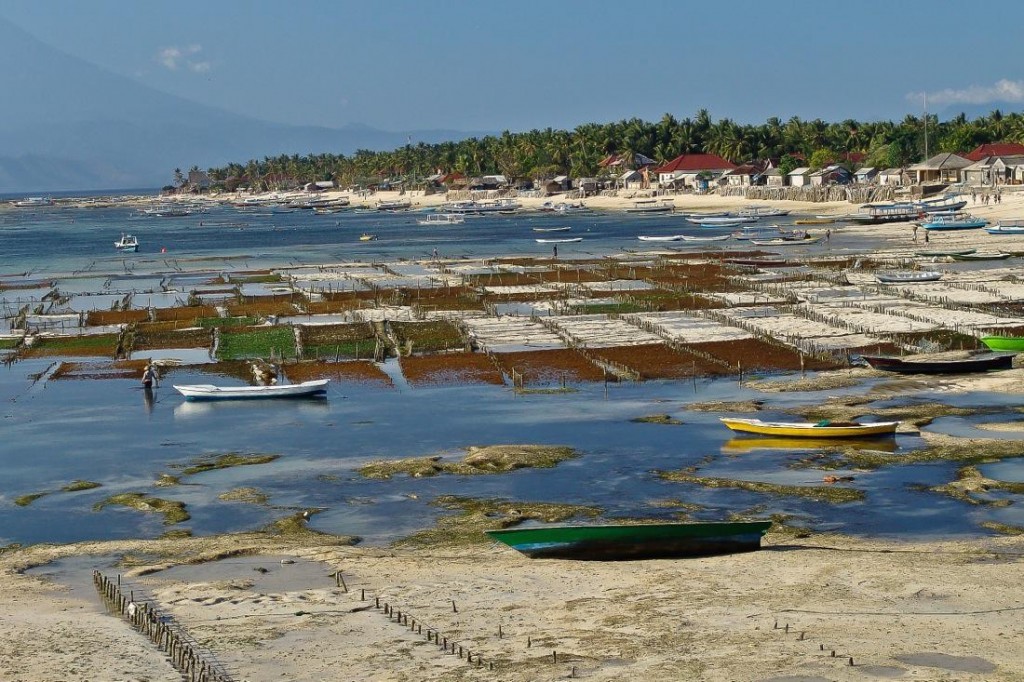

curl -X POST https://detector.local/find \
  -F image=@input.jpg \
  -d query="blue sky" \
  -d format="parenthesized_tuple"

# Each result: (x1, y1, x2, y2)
(3, 0, 1024, 132)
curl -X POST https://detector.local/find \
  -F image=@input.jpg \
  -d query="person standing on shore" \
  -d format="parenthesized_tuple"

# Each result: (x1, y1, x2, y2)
(912, 224, 919, 242)
(142, 364, 159, 388)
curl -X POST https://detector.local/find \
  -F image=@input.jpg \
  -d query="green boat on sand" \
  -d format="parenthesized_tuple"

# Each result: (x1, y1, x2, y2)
(486, 520, 772, 561)
(981, 335, 1024, 351)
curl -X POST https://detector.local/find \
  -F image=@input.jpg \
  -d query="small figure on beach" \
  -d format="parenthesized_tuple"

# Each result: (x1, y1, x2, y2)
(825, 229, 831, 242)
(924, 231, 930, 243)
(141, 364, 159, 388)
(432, 247, 438, 260)
(552, 245, 558, 259)
(912, 224, 919, 242)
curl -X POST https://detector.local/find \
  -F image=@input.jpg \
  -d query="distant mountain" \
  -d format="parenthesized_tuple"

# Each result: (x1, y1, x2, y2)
(0, 19, 489, 193)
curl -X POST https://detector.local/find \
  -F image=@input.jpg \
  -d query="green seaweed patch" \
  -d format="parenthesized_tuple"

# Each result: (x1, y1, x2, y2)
(979, 521, 1024, 536)
(155, 474, 181, 487)
(160, 529, 194, 540)
(14, 492, 49, 507)
(920, 465, 1024, 506)
(657, 471, 864, 503)
(261, 509, 360, 545)
(801, 400, 979, 429)
(797, 437, 1024, 471)
(359, 445, 578, 479)
(688, 400, 764, 413)
(0, 338, 19, 350)
(61, 480, 101, 492)
(219, 487, 270, 505)
(93, 493, 190, 525)
(394, 495, 602, 548)
(175, 453, 280, 476)
(746, 370, 872, 393)
(630, 414, 683, 425)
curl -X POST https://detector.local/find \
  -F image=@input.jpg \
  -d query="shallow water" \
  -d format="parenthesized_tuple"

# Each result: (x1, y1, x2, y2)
(2, 199, 1023, 547)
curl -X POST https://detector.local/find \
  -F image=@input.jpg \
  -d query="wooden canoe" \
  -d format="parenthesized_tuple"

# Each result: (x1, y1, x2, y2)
(719, 417, 899, 438)
(861, 353, 1015, 374)
(486, 521, 772, 560)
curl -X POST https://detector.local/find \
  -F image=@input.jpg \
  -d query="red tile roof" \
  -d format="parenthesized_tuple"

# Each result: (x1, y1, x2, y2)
(654, 154, 737, 173)
(964, 143, 1024, 162)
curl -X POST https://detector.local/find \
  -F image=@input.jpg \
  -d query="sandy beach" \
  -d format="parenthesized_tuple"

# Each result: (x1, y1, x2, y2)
(5, 189, 1024, 681)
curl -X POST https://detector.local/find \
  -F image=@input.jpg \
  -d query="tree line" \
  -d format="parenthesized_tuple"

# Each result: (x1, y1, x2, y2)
(197, 108, 1024, 192)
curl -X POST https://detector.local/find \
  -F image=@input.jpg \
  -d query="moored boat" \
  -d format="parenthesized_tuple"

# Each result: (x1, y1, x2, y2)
(637, 235, 682, 242)
(536, 237, 583, 243)
(985, 219, 1024, 235)
(376, 199, 412, 211)
(11, 196, 54, 208)
(114, 233, 139, 252)
(532, 226, 572, 232)
(919, 212, 987, 231)
(173, 379, 330, 401)
(625, 199, 675, 213)
(749, 236, 821, 246)
(679, 234, 730, 242)
(485, 520, 772, 560)
(417, 213, 465, 226)
(848, 204, 920, 224)
(860, 352, 1015, 374)
(719, 417, 899, 438)
(949, 251, 1011, 261)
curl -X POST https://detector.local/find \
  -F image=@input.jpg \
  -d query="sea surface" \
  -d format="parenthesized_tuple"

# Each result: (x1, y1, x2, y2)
(1, 195, 1022, 547)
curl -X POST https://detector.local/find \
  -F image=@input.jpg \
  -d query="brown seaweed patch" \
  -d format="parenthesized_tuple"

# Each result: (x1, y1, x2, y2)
(592, 344, 727, 380)
(51, 359, 148, 381)
(657, 471, 865, 503)
(175, 453, 280, 476)
(93, 493, 190, 525)
(21, 334, 119, 358)
(399, 352, 505, 386)
(693, 338, 841, 373)
(219, 487, 270, 505)
(359, 445, 578, 479)
(491, 349, 607, 385)
(85, 310, 150, 326)
(283, 359, 393, 386)
(630, 414, 683, 425)
(394, 495, 602, 548)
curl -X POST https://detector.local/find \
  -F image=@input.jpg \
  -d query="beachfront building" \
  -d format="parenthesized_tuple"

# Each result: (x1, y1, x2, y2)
(618, 170, 645, 189)
(763, 168, 784, 187)
(787, 167, 812, 187)
(877, 168, 908, 186)
(854, 167, 878, 184)
(187, 169, 211, 191)
(653, 153, 737, 189)
(962, 155, 1024, 186)
(719, 164, 763, 187)
(809, 165, 852, 186)
(908, 153, 971, 185)
(538, 175, 571, 194)
(963, 142, 1024, 162)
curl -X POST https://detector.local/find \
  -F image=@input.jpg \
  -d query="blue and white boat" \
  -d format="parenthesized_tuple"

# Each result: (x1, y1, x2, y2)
(920, 212, 987, 231)
(114, 234, 139, 252)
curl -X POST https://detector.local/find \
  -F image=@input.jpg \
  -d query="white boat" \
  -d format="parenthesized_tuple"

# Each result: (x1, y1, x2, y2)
(174, 379, 330, 401)
(915, 196, 967, 213)
(377, 199, 412, 211)
(684, 211, 729, 219)
(638, 235, 682, 242)
(738, 206, 790, 218)
(532, 226, 572, 232)
(417, 213, 465, 226)
(441, 199, 521, 214)
(876, 270, 942, 284)
(984, 220, 1024, 235)
(536, 237, 583, 243)
(750, 236, 822, 246)
(679, 234, 731, 242)
(114, 234, 139, 252)
(625, 199, 675, 213)
(11, 196, 55, 208)
(686, 216, 755, 225)
(552, 201, 588, 214)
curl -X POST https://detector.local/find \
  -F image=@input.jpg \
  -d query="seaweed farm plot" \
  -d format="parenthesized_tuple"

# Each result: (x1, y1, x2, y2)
(297, 322, 378, 361)
(490, 348, 606, 385)
(793, 302, 940, 336)
(50, 359, 147, 381)
(478, 284, 565, 302)
(399, 352, 505, 386)
(132, 322, 213, 351)
(711, 306, 886, 355)
(389, 320, 467, 355)
(590, 343, 727, 380)
(19, 333, 119, 358)
(461, 317, 566, 352)
(541, 314, 662, 348)
(690, 338, 842, 372)
(626, 311, 754, 344)
(843, 299, 1024, 336)
(281, 359, 393, 386)
(216, 325, 297, 360)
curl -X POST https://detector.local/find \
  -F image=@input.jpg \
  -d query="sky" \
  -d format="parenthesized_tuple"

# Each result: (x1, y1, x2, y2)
(2, 0, 1024, 133)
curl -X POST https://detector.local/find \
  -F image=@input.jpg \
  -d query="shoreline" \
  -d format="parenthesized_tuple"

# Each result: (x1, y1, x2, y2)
(3, 530, 1023, 680)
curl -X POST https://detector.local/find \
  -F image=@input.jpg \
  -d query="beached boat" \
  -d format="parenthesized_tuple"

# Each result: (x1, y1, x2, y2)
(980, 336, 1024, 351)
(750, 236, 821, 246)
(637, 235, 682, 242)
(114, 234, 139, 252)
(860, 352, 1015, 374)
(553, 201, 588, 214)
(536, 237, 583, 244)
(848, 204, 920, 224)
(377, 199, 412, 211)
(417, 213, 465, 226)
(11, 196, 54, 208)
(738, 206, 790, 218)
(984, 220, 1024, 234)
(915, 196, 967, 213)
(719, 417, 899, 438)
(679, 234, 730, 242)
(532, 226, 572, 232)
(723, 256, 789, 267)
(441, 199, 521, 214)
(919, 212, 987, 231)
(173, 379, 330, 401)
(686, 216, 745, 226)
(950, 251, 1011, 261)
(684, 211, 729, 219)
(876, 270, 942, 284)
(625, 199, 675, 213)
(914, 248, 975, 257)
(485, 520, 772, 560)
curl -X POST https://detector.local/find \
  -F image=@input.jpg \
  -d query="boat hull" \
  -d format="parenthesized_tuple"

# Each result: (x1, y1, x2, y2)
(720, 417, 898, 438)
(173, 379, 329, 401)
(980, 336, 1024, 351)
(861, 353, 1014, 374)
(486, 521, 771, 561)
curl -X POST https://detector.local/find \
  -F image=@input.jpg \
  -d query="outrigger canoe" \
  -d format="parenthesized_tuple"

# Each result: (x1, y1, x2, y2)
(860, 352, 1015, 374)
(486, 520, 772, 560)
(719, 417, 899, 438)
(980, 336, 1024, 351)
(173, 379, 329, 401)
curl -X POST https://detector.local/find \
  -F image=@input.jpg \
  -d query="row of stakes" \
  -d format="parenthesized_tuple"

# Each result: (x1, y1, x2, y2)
(94, 571, 233, 682)
(774, 619, 856, 668)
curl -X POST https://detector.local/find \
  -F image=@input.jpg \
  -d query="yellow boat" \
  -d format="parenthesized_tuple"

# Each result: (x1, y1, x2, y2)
(719, 417, 899, 438)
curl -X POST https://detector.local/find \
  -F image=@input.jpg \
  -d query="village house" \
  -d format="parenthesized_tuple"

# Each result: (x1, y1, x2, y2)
(187, 169, 211, 191)
(653, 153, 737, 189)
(877, 168, 907, 186)
(854, 167, 878, 184)
(763, 168, 784, 186)
(908, 152, 971, 185)
(963, 142, 1024, 162)
(787, 167, 812, 187)
(537, 175, 571, 195)
(962, 155, 1024, 186)
(719, 163, 762, 187)
(809, 165, 852, 186)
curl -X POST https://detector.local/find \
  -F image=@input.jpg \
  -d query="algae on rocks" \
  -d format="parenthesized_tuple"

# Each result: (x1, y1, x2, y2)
(93, 493, 191, 525)
(176, 453, 280, 476)
(359, 444, 578, 479)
